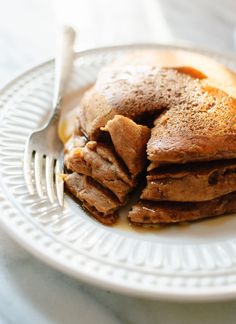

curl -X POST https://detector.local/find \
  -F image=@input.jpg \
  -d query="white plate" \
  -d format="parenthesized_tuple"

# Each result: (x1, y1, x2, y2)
(1, 44, 236, 301)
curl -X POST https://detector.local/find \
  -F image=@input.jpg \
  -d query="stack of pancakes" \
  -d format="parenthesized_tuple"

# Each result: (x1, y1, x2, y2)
(62, 50, 236, 225)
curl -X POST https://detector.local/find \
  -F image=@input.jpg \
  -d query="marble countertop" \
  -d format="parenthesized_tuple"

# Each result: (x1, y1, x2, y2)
(1, 0, 236, 323)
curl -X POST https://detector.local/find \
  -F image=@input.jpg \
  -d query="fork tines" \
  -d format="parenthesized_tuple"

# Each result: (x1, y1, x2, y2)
(24, 147, 64, 206)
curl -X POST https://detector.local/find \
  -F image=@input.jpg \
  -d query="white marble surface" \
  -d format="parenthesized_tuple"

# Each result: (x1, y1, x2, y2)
(1, 0, 236, 323)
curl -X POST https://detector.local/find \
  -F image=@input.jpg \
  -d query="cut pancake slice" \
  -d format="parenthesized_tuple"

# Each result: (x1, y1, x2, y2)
(129, 192, 236, 225)
(65, 139, 134, 203)
(141, 159, 236, 202)
(64, 115, 150, 223)
(102, 115, 150, 175)
(65, 173, 120, 225)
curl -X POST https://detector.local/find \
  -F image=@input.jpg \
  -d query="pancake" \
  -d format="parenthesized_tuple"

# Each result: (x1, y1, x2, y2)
(141, 159, 236, 202)
(64, 115, 150, 219)
(62, 50, 236, 225)
(129, 192, 236, 225)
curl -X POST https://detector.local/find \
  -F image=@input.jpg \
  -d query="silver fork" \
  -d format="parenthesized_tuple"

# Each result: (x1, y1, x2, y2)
(24, 26, 76, 206)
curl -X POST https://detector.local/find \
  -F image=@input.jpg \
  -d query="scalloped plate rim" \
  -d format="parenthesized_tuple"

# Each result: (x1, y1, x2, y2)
(1, 43, 236, 301)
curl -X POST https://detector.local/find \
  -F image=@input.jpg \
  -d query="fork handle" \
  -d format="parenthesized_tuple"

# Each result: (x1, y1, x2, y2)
(52, 25, 76, 111)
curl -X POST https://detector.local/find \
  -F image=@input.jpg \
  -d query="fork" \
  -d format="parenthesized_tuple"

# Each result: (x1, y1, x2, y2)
(24, 26, 76, 206)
